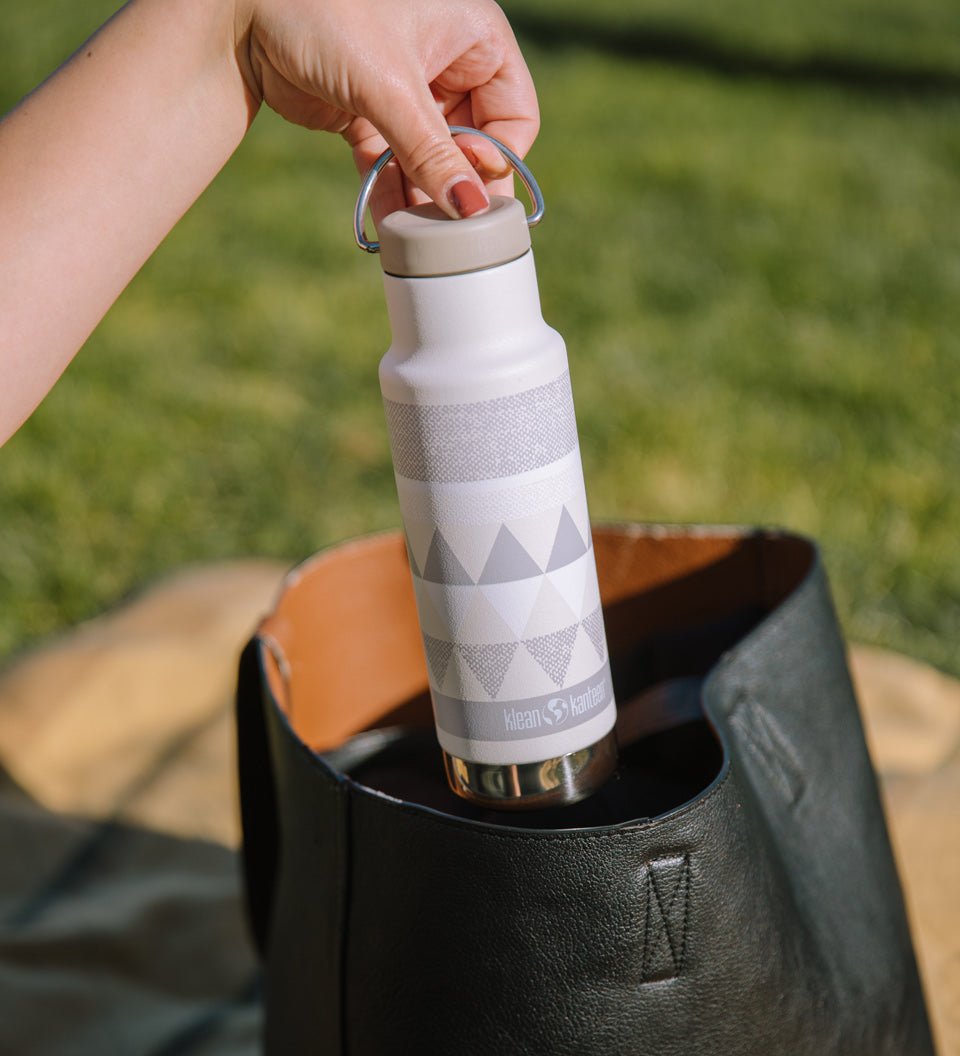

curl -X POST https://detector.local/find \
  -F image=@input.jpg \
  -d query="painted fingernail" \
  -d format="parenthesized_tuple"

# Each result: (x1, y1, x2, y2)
(448, 179, 489, 218)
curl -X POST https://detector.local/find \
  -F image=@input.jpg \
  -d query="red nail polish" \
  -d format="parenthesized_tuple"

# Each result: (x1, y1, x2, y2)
(449, 179, 489, 218)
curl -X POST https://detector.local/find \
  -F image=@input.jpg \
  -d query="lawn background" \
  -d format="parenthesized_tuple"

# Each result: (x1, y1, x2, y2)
(1, 0, 958, 676)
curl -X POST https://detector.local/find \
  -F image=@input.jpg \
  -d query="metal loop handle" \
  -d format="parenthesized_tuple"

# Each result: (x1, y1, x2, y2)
(353, 126, 544, 253)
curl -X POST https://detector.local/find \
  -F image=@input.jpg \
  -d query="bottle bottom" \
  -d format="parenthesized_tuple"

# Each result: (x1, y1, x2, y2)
(442, 729, 618, 811)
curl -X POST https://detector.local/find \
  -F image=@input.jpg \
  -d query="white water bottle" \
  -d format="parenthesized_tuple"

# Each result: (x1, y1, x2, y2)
(356, 134, 617, 808)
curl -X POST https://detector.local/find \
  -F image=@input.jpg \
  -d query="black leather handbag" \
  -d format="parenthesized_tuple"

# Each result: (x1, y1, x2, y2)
(236, 524, 935, 1054)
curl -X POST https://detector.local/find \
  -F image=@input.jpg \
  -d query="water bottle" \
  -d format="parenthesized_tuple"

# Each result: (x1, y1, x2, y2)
(355, 130, 617, 809)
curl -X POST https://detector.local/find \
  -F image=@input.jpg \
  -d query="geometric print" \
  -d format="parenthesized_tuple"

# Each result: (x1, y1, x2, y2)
(415, 581, 607, 704)
(422, 635, 455, 685)
(479, 525, 542, 583)
(405, 501, 611, 704)
(410, 577, 608, 711)
(395, 456, 587, 529)
(456, 642, 519, 698)
(546, 506, 588, 570)
(416, 506, 588, 587)
(383, 364, 615, 745)
(581, 605, 607, 661)
(523, 624, 580, 687)
(422, 530, 473, 585)
(384, 372, 578, 483)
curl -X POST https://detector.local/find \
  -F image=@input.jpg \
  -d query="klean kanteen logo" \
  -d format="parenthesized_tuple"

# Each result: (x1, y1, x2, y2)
(502, 677, 607, 734)
(543, 698, 570, 726)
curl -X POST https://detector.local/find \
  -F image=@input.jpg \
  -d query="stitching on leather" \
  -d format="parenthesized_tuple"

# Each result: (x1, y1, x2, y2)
(729, 692, 805, 807)
(679, 853, 691, 975)
(641, 855, 690, 981)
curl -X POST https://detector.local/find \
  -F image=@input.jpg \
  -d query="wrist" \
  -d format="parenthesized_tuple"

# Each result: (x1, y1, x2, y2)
(231, 0, 265, 114)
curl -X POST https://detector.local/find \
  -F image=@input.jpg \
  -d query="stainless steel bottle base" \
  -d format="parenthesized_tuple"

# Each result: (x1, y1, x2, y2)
(442, 729, 618, 811)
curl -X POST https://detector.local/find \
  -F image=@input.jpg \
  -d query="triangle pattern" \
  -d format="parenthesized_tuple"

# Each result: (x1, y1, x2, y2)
(547, 556, 588, 617)
(478, 525, 542, 584)
(546, 507, 588, 571)
(441, 650, 487, 702)
(404, 519, 438, 580)
(523, 623, 580, 687)
(565, 487, 592, 550)
(581, 605, 607, 661)
(478, 578, 545, 639)
(580, 566, 602, 618)
(423, 582, 474, 637)
(457, 589, 518, 645)
(497, 644, 553, 701)
(422, 635, 454, 685)
(503, 510, 564, 572)
(437, 522, 504, 584)
(404, 533, 422, 579)
(456, 641, 519, 699)
(413, 578, 453, 639)
(422, 529, 474, 585)
(564, 630, 604, 688)
(523, 577, 578, 639)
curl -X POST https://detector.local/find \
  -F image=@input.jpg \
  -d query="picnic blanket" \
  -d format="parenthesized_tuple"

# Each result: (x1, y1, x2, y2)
(0, 561, 957, 1054)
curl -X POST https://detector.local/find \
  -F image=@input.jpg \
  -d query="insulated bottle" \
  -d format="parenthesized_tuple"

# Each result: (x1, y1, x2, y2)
(357, 135, 617, 808)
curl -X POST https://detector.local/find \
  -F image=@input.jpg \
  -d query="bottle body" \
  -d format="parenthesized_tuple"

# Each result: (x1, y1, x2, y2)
(379, 249, 617, 807)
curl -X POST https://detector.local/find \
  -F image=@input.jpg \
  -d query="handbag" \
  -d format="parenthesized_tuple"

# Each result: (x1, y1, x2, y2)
(235, 523, 935, 1054)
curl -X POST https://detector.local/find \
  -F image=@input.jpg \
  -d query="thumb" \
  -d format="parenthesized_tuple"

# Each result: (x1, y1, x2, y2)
(370, 90, 491, 219)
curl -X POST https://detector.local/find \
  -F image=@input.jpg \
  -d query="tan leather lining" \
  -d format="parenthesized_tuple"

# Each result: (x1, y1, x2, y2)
(258, 526, 813, 752)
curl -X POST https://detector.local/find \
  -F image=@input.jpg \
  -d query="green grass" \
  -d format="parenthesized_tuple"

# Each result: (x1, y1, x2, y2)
(1, 0, 959, 677)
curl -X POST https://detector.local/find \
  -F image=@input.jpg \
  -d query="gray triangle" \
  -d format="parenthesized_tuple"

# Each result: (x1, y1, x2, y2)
(546, 507, 587, 571)
(581, 605, 607, 660)
(405, 533, 421, 579)
(456, 641, 519, 699)
(422, 530, 474, 585)
(523, 623, 579, 687)
(478, 525, 542, 584)
(423, 634, 454, 685)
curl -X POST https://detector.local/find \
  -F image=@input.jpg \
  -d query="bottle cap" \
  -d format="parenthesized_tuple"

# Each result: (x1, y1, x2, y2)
(378, 195, 531, 278)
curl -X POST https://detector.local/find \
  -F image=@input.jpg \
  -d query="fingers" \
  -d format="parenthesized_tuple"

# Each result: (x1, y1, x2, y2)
(348, 5, 539, 220)
(363, 85, 492, 220)
(449, 131, 515, 206)
(350, 97, 537, 223)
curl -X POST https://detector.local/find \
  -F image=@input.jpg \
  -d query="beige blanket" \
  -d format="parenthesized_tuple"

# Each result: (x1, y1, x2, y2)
(0, 562, 957, 1054)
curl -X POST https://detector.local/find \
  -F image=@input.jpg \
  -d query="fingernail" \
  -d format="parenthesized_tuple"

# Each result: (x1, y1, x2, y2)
(448, 179, 489, 218)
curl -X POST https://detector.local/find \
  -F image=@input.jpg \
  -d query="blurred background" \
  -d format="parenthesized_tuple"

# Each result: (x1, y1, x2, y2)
(1, 0, 958, 676)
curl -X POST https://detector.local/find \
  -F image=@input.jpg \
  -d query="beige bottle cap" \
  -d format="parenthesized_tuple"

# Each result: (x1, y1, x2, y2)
(378, 195, 531, 278)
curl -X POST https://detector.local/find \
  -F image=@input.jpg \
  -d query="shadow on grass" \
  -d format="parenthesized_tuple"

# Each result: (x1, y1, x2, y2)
(510, 12, 960, 96)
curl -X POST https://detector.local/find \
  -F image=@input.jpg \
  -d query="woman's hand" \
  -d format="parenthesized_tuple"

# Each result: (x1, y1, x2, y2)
(235, 0, 539, 222)
(0, 0, 538, 445)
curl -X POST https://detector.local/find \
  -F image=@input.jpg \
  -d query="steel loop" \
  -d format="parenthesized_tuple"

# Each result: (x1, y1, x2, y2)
(353, 126, 544, 252)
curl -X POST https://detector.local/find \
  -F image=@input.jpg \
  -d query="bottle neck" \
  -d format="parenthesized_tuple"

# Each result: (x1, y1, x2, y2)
(381, 250, 545, 353)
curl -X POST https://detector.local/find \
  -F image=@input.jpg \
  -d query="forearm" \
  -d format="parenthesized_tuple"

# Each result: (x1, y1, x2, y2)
(0, 0, 255, 444)
(0, 0, 539, 446)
